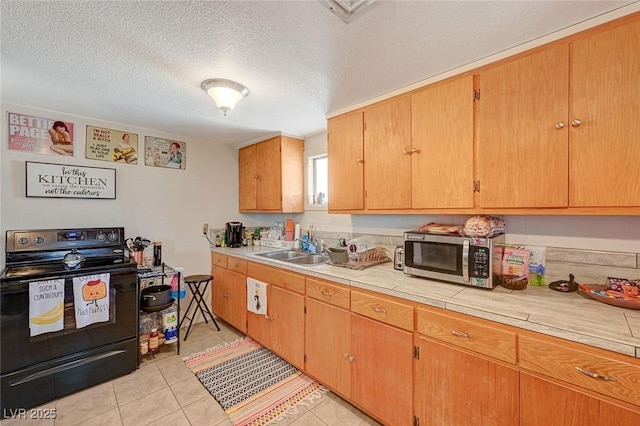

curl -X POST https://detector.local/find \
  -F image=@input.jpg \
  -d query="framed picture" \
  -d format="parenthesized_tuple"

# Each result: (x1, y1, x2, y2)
(7, 112, 75, 156)
(86, 126, 139, 164)
(144, 136, 186, 170)
(26, 161, 116, 199)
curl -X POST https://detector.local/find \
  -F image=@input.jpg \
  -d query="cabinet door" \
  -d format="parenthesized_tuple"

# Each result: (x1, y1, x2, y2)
(364, 96, 412, 209)
(280, 136, 304, 213)
(327, 112, 364, 210)
(351, 314, 413, 426)
(247, 285, 272, 348)
(211, 265, 229, 320)
(226, 270, 247, 333)
(270, 285, 305, 369)
(239, 144, 257, 210)
(305, 298, 351, 397)
(415, 336, 519, 426)
(521, 372, 640, 426)
(569, 19, 640, 207)
(256, 138, 282, 211)
(411, 76, 474, 208)
(477, 44, 569, 208)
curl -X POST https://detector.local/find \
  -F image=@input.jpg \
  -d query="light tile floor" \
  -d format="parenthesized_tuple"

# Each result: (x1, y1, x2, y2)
(1, 321, 382, 426)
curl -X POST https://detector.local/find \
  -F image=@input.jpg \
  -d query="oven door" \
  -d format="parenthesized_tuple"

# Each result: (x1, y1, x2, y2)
(404, 238, 469, 284)
(0, 267, 137, 375)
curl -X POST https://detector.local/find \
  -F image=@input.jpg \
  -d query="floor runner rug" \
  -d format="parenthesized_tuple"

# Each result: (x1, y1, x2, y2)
(183, 338, 326, 425)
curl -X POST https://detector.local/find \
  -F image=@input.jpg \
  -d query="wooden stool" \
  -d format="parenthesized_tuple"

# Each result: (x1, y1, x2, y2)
(179, 274, 220, 340)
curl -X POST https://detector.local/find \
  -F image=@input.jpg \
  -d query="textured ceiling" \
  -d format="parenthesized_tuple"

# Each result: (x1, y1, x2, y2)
(1, 1, 638, 145)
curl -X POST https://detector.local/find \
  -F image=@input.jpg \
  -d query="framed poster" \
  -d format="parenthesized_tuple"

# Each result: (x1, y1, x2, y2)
(86, 126, 138, 164)
(144, 136, 186, 169)
(26, 161, 116, 199)
(7, 112, 75, 156)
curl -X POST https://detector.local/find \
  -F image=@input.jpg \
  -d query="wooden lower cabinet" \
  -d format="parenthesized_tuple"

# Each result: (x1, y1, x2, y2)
(305, 298, 351, 397)
(520, 372, 640, 426)
(351, 314, 413, 426)
(247, 284, 305, 370)
(211, 265, 247, 333)
(414, 335, 519, 426)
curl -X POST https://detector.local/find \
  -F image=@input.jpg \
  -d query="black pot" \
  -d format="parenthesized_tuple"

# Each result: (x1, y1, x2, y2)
(140, 285, 172, 308)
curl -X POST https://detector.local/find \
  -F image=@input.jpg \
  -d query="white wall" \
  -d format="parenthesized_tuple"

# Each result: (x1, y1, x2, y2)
(299, 132, 640, 254)
(1, 103, 239, 273)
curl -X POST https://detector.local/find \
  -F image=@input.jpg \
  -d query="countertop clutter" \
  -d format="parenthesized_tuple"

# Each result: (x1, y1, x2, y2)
(211, 245, 640, 358)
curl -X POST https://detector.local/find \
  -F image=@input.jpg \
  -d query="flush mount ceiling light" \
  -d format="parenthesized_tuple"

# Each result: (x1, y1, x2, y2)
(318, 0, 377, 23)
(201, 78, 249, 116)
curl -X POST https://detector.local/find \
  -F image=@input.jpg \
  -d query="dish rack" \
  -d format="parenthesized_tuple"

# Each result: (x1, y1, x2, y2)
(330, 247, 391, 270)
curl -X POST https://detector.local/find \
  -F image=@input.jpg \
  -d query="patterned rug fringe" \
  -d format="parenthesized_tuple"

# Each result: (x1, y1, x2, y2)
(265, 385, 329, 425)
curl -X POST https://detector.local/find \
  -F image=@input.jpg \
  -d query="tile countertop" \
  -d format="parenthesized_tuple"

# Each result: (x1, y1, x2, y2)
(211, 246, 640, 359)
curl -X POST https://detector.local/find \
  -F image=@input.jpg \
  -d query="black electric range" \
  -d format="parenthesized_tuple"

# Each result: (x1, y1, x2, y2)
(0, 228, 138, 415)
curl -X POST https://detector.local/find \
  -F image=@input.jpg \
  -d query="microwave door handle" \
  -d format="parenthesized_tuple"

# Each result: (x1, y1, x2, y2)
(462, 239, 470, 283)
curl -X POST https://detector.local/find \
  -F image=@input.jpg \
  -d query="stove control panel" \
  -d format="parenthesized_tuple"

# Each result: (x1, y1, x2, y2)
(6, 228, 125, 252)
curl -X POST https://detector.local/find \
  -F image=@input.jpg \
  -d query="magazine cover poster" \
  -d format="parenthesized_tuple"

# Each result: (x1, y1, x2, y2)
(7, 112, 75, 156)
(86, 126, 138, 164)
(144, 136, 186, 170)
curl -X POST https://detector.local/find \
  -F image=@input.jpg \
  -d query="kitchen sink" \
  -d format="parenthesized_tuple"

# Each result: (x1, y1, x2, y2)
(286, 254, 330, 265)
(256, 250, 330, 265)
(256, 250, 308, 260)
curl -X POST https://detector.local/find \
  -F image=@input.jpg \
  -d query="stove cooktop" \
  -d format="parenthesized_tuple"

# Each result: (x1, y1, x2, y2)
(1, 257, 137, 281)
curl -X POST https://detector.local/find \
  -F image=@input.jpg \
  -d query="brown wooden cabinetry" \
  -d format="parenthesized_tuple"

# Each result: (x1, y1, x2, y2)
(363, 95, 412, 210)
(476, 44, 570, 208)
(239, 135, 304, 213)
(411, 75, 475, 208)
(414, 307, 519, 426)
(327, 111, 364, 211)
(210, 253, 247, 333)
(246, 262, 305, 369)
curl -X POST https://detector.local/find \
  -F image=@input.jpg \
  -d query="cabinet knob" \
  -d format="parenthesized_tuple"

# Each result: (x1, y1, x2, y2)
(403, 147, 419, 155)
(555, 122, 565, 129)
(356, 158, 364, 164)
(343, 353, 349, 359)
(348, 355, 355, 362)
(571, 119, 582, 127)
(253, 175, 259, 179)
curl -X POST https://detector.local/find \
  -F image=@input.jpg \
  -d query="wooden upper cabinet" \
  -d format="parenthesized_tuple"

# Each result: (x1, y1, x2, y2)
(238, 136, 304, 213)
(476, 44, 570, 208)
(411, 75, 475, 208)
(327, 111, 364, 211)
(364, 96, 412, 209)
(569, 18, 640, 207)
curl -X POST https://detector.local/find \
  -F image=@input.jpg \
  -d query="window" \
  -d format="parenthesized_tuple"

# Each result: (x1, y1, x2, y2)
(308, 154, 328, 206)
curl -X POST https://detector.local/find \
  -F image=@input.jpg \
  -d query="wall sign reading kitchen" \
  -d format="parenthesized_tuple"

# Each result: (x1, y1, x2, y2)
(25, 161, 116, 199)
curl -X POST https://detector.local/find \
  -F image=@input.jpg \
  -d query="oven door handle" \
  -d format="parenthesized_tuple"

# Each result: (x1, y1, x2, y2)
(9, 350, 125, 387)
(462, 239, 470, 283)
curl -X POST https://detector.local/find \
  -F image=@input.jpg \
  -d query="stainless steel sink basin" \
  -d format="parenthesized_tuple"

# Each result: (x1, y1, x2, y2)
(287, 254, 330, 265)
(256, 250, 308, 260)
(256, 250, 330, 266)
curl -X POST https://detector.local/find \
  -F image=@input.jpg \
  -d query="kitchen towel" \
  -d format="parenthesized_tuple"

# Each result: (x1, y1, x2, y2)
(29, 279, 65, 337)
(73, 273, 110, 328)
(247, 277, 267, 315)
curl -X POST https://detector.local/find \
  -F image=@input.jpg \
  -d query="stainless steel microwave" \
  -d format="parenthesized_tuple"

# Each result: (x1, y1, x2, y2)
(403, 231, 505, 288)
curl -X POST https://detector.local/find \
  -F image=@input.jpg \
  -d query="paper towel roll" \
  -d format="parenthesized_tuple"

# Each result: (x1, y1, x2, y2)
(294, 223, 301, 248)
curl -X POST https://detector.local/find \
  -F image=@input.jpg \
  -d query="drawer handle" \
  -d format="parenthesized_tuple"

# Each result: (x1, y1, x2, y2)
(575, 367, 616, 382)
(321, 290, 333, 297)
(265, 315, 274, 321)
(449, 329, 472, 339)
(372, 306, 387, 314)
(223, 294, 230, 298)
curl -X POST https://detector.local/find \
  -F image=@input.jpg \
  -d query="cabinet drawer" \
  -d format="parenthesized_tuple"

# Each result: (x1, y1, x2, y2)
(227, 257, 247, 274)
(416, 307, 516, 364)
(211, 252, 227, 268)
(351, 290, 413, 331)
(306, 278, 350, 310)
(519, 335, 640, 407)
(248, 262, 305, 294)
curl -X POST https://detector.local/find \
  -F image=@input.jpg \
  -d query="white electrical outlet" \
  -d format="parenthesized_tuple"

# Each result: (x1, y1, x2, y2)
(203, 223, 208, 235)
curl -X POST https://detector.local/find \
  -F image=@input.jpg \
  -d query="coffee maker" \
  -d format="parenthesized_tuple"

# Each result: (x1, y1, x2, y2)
(226, 222, 243, 248)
